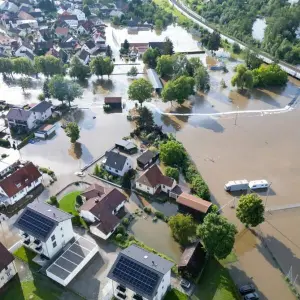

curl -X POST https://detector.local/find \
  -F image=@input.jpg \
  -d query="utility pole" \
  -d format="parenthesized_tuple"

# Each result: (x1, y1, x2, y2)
(234, 106, 239, 126)
(264, 182, 272, 207)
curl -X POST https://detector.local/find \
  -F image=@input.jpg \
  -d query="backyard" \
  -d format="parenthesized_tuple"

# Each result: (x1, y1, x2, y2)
(164, 288, 188, 300)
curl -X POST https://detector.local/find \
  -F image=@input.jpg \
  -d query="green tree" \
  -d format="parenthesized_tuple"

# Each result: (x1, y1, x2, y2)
(123, 39, 130, 52)
(236, 194, 265, 227)
(162, 76, 195, 105)
(83, 0, 94, 5)
(13, 57, 35, 76)
(0, 58, 13, 76)
(168, 213, 196, 245)
(191, 176, 210, 200)
(106, 45, 112, 58)
(232, 43, 241, 54)
(155, 19, 163, 30)
(197, 213, 237, 259)
(143, 48, 161, 68)
(194, 65, 210, 92)
(231, 64, 253, 91)
(128, 78, 153, 106)
(83, 5, 91, 17)
(159, 140, 186, 167)
(244, 49, 262, 70)
(19, 77, 31, 93)
(136, 106, 154, 129)
(156, 55, 174, 78)
(207, 31, 221, 51)
(252, 64, 288, 87)
(127, 66, 138, 77)
(163, 37, 174, 55)
(76, 195, 83, 206)
(34, 55, 64, 77)
(90, 56, 114, 78)
(43, 79, 50, 99)
(69, 56, 90, 81)
(65, 122, 80, 143)
(165, 166, 179, 181)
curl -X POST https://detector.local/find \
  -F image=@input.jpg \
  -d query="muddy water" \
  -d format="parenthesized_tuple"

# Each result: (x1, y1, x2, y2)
(129, 217, 182, 262)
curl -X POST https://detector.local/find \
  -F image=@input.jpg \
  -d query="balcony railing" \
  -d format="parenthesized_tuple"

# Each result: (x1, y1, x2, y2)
(117, 285, 126, 293)
(133, 295, 143, 300)
(116, 293, 127, 300)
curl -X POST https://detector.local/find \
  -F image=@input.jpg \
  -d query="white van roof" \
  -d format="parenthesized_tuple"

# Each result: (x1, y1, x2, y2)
(227, 180, 248, 185)
(249, 180, 268, 186)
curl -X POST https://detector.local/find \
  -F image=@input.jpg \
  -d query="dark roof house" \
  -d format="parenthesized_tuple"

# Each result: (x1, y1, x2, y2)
(7, 108, 31, 122)
(104, 151, 129, 172)
(104, 97, 122, 109)
(0, 242, 14, 273)
(30, 101, 52, 113)
(136, 150, 159, 169)
(115, 140, 137, 154)
(81, 183, 107, 200)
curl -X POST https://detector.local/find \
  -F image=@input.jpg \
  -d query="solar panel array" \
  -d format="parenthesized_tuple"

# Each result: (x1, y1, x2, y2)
(17, 209, 55, 240)
(112, 256, 159, 297)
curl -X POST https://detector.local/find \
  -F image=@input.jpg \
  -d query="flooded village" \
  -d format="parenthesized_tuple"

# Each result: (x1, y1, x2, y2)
(0, 1, 299, 300)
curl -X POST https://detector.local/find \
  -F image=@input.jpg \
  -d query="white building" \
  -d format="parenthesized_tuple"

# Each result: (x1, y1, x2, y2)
(0, 153, 19, 177)
(107, 244, 173, 300)
(135, 164, 176, 195)
(0, 242, 17, 289)
(15, 202, 74, 259)
(79, 184, 126, 240)
(68, 8, 86, 21)
(103, 151, 133, 177)
(59, 15, 78, 28)
(0, 162, 42, 206)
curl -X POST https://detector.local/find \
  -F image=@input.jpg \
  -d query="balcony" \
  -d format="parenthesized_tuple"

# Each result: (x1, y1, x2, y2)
(117, 285, 126, 293)
(33, 239, 41, 247)
(21, 232, 30, 241)
(116, 293, 127, 300)
(35, 245, 42, 254)
(133, 295, 143, 300)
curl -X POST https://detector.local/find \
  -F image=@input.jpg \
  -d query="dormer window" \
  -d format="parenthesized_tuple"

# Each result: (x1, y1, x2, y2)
(16, 183, 21, 188)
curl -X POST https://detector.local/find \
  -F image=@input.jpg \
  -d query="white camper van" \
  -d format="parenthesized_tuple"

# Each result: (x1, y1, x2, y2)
(224, 180, 249, 192)
(248, 180, 269, 190)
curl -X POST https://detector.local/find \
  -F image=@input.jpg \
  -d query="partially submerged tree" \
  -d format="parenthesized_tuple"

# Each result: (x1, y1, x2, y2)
(136, 106, 154, 129)
(163, 37, 174, 55)
(197, 213, 237, 259)
(0, 58, 13, 76)
(128, 78, 153, 106)
(127, 66, 138, 77)
(34, 55, 64, 77)
(194, 64, 210, 92)
(69, 56, 90, 81)
(231, 64, 253, 91)
(156, 55, 174, 78)
(90, 56, 114, 78)
(65, 122, 80, 143)
(13, 57, 35, 76)
(159, 140, 186, 167)
(142, 47, 161, 69)
(236, 194, 265, 227)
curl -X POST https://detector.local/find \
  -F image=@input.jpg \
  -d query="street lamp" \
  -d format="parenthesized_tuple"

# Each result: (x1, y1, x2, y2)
(234, 106, 239, 126)
(264, 181, 272, 208)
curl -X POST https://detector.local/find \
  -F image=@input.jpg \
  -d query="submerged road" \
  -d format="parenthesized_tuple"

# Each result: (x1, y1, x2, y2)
(169, 0, 300, 79)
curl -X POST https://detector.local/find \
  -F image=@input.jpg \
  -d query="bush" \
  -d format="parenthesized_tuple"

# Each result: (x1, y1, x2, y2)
(17, 133, 35, 149)
(116, 233, 123, 241)
(0, 139, 10, 148)
(144, 207, 152, 214)
(38, 93, 45, 101)
(122, 218, 130, 227)
(103, 104, 111, 112)
(76, 195, 83, 206)
(232, 42, 241, 54)
(71, 215, 81, 226)
(1, 153, 7, 158)
(116, 224, 126, 235)
(191, 175, 210, 200)
(154, 211, 165, 220)
(128, 235, 135, 241)
(49, 196, 58, 206)
(165, 166, 179, 181)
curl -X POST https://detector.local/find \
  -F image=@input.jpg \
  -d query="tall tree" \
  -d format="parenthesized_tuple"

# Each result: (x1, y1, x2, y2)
(90, 56, 114, 78)
(143, 48, 161, 68)
(197, 213, 237, 259)
(127, 66, 138, 77)
(65, 122, 80, 143)
(128, 78, 153, 106)
(236, 194, 265, 227)
(43, 79, 50, 99)
(83, 5, 91, 17)
(194, 65, 210, 92)
(162, 76, 195, 105)
(106, 45, 112, 58)
(207, 31, 221, 51)
(168, 214, 196, 245)
(69, 56, 90, 81)
(159, 140, 186, 167)
(244, 49, 262, 70)
(156, 55, 174, 78)
(123, 39, 130, 52)
(163, 37, 174, 55)
(231, 64, 253, 91)
(13, 57, 35, 76)
(0, 58, 13, 76)
(136, 106, 154, 129)
(34, 55, 64, 77)
(19, 77, 31, 93)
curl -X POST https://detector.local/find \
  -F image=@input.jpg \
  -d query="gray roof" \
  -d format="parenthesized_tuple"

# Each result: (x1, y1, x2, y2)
(115, 140, 137, 150)
(78, 49, 89, 61)
(107, 245, 173, 298)
(146, 68, 163, 90)
(85, 40, 95, 49)
(14, 202, 72, 242)
(137, 150, 158, 165)
(7, 108, 31, 121)
(104, 151, 128, 171)
(30, 101, 52, 113)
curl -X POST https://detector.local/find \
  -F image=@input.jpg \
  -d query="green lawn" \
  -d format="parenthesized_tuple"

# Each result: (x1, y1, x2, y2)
(13, 247, 39, 271)
(3, 275, 80, 300)
(192, 258, 240, 300)
(220, 251, 238, 266)
(164, 289, 188, 300)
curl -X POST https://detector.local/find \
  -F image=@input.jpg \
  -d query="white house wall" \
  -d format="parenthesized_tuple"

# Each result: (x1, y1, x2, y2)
(0, 261, 17, 289)
(156, 270, 171, 300)
(105, 158, 133, 177)
(80, 210, 97, 223)
(135, 182, 156, 195)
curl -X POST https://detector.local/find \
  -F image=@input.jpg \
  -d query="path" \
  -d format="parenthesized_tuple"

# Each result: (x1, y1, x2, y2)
(169, 0, 300, 79)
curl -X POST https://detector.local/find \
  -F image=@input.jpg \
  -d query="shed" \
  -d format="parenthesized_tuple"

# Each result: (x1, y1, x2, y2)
(115, 140, 137, 154)
(176, 192, 212, 221)
(178, 241, 206, 277)
(136, 150, 159, 169)
(146, 69, 163, 93)
(34, 124, 56, 139)
(104, 97, 122, 109)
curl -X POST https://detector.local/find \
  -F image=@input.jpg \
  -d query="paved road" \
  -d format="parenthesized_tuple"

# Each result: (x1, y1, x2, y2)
(169, 0, 300, 79)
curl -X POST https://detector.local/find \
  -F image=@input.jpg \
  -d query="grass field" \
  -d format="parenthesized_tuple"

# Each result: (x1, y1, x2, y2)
(164, 289, 188, 300)
(192, 258, 240, 300)
(13, 247, 39, 271)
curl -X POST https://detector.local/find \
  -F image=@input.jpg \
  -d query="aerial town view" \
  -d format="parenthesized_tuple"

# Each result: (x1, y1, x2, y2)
(0, 0, 299, 299)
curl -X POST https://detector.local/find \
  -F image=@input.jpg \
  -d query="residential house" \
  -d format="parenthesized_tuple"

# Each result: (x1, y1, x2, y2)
(176, 192, 212, 221)
(0, 242, 17, 289)
(34, 41, 54, 55)
(55, 27, 69, 38)
(69, 8, 86, 21)
(93, 31, 106, 48)
(18, 11, 35, 21)
(107, 244, 173, 300)
(135, 164, 176, 195)
(29, 11, 44, 22)
(104, 97, 122, 109)
(79, 184, 127, 240)
(15, 202, 74, 259)
(109, 10, 123, 18)
(77, 49, 90, 65)
(59, 14, 78, 28)
(0, 1, 18, 13)
(82, 40, 98, 54)
(136, 150, 159, 170)
(0, 162, 42, 206)
(7, 101, 52, 132)
(17, 23, 32, 37)
(19, 5, 32, 14)
(77, 20, 93, 34)
(0, 153, 19, 177)
(0, 34, 14, 51)
(115, 140, 137, 154)
(103, 151, 133, 177)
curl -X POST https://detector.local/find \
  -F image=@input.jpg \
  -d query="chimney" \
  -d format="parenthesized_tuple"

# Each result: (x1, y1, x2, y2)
(53, 213, 56, 218)
(95, 199, 99, 203)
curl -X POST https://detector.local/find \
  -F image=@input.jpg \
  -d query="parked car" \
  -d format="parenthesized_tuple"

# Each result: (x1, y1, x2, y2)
(239, 284, 255, 295)
(180, 279, 191, 289)
(248, 180, 269, 190)
(74, 171, 85, 177)
(224, 180, 249, 192)
(244, 292, 259, 300)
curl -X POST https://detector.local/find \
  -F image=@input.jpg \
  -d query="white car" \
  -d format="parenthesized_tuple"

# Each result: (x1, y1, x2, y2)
(74, 171, 85, 177)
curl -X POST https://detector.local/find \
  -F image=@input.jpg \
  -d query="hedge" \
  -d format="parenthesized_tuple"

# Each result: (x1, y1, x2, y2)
(0, 139, 10, 148)
(17, 133, 34, 150)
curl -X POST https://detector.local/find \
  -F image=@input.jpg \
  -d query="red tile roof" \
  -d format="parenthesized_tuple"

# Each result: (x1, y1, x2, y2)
(176, 192, 212, 213)
(55, 27, 69, 36)
(104, 97, 122, 104)
(0, 162, 42, 198)
(0, 242, 14, 272)
(136, 164, 175, 188)
(81, 183, 110, 200)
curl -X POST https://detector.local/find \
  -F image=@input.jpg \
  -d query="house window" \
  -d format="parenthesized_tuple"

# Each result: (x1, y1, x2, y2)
(139, 183, 142, 187)
(51, 235, 55, 241)
(116, 170, 118, 173)
(162, 185, 165, 188)
(53, 241, 57, 248)
(147, 187, 150, 190)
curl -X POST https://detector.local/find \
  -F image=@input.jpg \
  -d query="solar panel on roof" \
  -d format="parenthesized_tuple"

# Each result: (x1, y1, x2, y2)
(112, 256, 159, 297)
